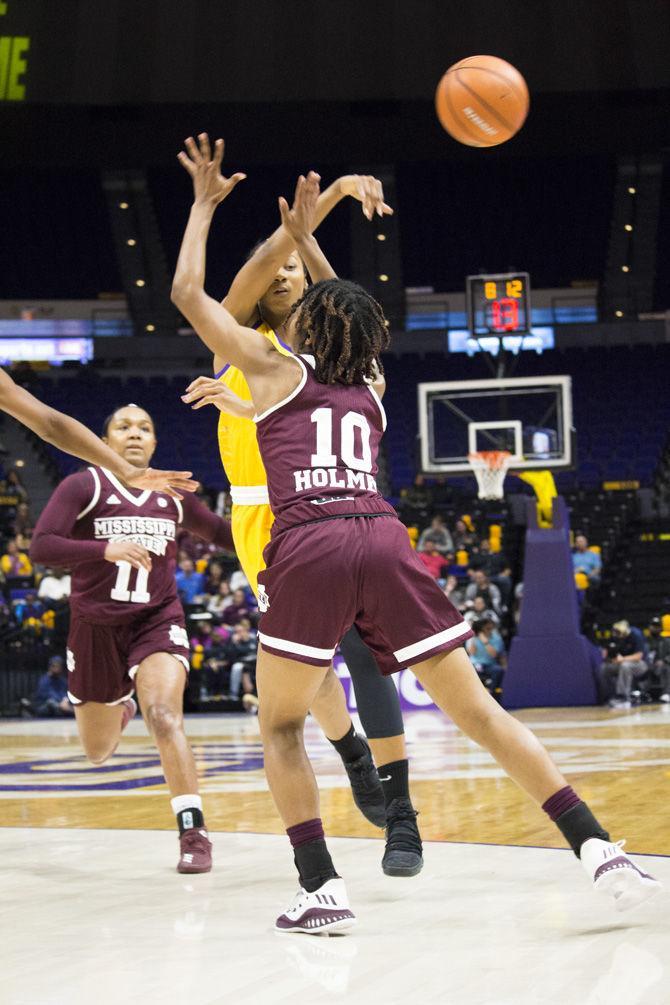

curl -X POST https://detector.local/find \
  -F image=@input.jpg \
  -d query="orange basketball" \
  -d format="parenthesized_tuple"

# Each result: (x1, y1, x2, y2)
(435, 56, 529, 147)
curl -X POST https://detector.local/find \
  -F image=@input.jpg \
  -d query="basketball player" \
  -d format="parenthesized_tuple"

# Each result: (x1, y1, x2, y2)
(0, 367, 196, 497)
(172, 136, 661, 932)
(31, 404, 234, 874)
(180, 149, 422, 875)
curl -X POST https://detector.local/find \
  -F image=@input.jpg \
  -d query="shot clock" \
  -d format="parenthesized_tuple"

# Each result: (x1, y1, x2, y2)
(466, 272, 531, 337)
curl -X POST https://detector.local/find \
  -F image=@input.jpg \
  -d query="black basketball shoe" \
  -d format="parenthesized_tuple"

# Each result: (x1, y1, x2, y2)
(342, 737, 386, 828)
(382, 797, 423, 877)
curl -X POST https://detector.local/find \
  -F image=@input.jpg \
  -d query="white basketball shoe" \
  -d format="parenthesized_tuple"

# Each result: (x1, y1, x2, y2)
(581, 838, 662, 912)
(275, 878, 357, 935)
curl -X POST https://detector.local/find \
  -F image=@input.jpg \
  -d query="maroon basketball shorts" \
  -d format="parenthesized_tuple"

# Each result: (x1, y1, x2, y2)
(257, 514, 473, 674)
(66, 600, 190, 705)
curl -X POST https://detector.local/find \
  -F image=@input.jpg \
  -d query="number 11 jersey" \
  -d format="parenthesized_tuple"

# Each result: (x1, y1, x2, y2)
(31, 466, 233, 624)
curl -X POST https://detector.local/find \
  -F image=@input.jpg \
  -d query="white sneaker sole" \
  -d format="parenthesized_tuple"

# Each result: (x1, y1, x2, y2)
(275, 916, 357, 936)
(595, 866, 662, 912)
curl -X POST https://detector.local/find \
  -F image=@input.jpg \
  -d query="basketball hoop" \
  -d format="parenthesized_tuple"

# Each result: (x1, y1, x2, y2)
(467, 451, 513, 500)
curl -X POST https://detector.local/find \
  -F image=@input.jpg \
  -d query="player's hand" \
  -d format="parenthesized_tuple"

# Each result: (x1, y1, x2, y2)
(104, 541, 152, 572)
(125, 467, 199, 500)
(338, 174, 393, 220)
(278, 172, 321, 243)
(178, 134, 246, 208)
(182, 376, 255, 418)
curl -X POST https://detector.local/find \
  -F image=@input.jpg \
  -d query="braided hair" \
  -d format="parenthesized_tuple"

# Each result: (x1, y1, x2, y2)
(290, 279, 389, 385)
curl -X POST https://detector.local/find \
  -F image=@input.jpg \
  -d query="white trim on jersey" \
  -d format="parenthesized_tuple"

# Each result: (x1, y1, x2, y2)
(258, 630, 336, 661)
(101, 468, 151, 507)
(231, 484, 270, 505)
(76, 467, 102, 521)
(393, 620, 472, 664)
(366, 382, 387, 431)
(173, 495, 184, 524)
(253, 356, 307, 424)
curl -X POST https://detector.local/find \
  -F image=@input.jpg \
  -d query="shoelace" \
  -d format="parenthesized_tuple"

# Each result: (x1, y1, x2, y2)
(386, 805, 422, 853)
(286, 888, 309, 913)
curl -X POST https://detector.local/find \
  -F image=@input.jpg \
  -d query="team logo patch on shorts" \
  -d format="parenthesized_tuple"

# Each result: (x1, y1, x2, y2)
(66, 649, 75, 673)
(169, 625, 189, 648)
(257, 584, 270, 613)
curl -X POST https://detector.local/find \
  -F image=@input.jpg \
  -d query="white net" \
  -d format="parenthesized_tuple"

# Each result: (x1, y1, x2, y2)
(467, 451, 513, 500)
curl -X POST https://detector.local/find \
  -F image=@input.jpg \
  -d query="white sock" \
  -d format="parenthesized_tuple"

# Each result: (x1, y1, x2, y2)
(171, 793, 203, 816)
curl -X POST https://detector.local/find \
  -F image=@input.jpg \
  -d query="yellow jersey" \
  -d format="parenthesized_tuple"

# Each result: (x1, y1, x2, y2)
(215, 322, 293, 496)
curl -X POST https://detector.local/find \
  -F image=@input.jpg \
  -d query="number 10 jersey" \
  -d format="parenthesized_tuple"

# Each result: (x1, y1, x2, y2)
(254, 354, 396, 535)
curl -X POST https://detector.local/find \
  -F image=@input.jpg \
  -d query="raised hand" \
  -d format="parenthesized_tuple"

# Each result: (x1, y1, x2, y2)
(181, 376, 254, 418)
(125, 468, 199, 500)
(177, 134, 246, 208)
(104, 540, 152, 572)
(339, 174, 394, 221)
(278, 171, 321, 243)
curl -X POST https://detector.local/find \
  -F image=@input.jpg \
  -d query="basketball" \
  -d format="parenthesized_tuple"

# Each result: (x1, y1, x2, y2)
(435, 55, 529, 147)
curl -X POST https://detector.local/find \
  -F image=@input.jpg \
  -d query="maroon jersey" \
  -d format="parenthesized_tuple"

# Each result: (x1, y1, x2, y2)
(31, 466, 233, 625)
(254, 355, 395, 533)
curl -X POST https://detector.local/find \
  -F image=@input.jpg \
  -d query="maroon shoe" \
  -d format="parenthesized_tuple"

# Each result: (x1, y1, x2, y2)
(177, 828, 213, 874)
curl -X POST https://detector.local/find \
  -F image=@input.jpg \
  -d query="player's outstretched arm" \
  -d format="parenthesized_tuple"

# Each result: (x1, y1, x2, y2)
(278, 172, 337, 283)
(224, 172, 393, 327)
(171, 134, 279, 377)
(0, 370, 197, 498)
(179, 493, 235, 552)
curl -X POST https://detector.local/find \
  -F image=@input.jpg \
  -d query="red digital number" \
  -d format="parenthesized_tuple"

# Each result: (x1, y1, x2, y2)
(491, 298, 519, 332)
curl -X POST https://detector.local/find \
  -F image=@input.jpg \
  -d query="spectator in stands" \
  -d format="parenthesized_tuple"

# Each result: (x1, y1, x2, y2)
(599, 619, 648, 708)
(225, 620, 258, 702)
(442, 574, 465, 610)
(572, 533, 601, 587)
(204, 558, 225, 596)
(464, 594, 500, 628)
(465, 569, 502, 616)
(468, 539, 513, 606)
(5, 469, 28, 503)
(430, 476, 452, 510)
(175, 556, 206, 605)
(229, 567, 251, 593)
(453, 518, 478, 553)
(466, 618, 506, 694)
(417, 539, 448, 581)
(207, 579, 234, 620)
(644, 616, 670, 703)
(14, 586, 44, 627)
(13, 502, 33, 538)
(32, 656, 74, 717)
(1, 537, 32, 577)
(37, 567, 71, 603)
(222, 587, 257, 626)
(417, 515, 454, 555)
(399, 474, 432, 525)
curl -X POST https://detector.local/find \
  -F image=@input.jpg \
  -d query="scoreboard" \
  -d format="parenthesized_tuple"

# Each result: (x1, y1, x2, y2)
(466, 272, 531, 338)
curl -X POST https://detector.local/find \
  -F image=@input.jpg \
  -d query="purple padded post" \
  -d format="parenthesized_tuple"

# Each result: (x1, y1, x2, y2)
(503, 496, 599, 708)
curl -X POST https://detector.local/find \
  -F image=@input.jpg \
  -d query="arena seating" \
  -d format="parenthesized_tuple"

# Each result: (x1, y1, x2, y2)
(28, 342, 670, 499)
(382, 344, 670, 493)
(32, 372, 227, 490)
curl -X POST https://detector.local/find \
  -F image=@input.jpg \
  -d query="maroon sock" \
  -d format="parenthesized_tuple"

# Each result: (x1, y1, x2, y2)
(542, 785, 609, 857)
(542, 785, 581, 821)
(286, 818, 338, 892)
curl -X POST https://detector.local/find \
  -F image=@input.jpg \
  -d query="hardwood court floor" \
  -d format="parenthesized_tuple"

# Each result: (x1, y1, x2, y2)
(1, 706, 669, 854)
(1, 707, 669, 1005)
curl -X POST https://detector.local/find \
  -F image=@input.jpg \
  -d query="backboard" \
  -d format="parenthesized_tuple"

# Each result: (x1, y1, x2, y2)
(418, 375, 573, 474)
